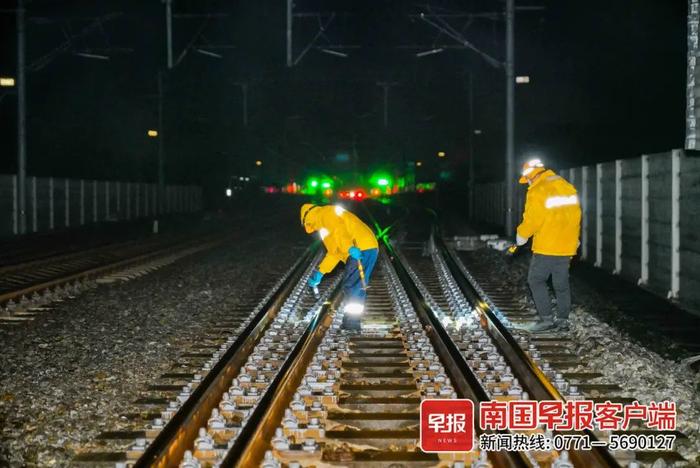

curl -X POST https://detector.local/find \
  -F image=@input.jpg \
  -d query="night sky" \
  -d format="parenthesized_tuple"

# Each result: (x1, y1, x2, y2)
(0, 1, 687, 192)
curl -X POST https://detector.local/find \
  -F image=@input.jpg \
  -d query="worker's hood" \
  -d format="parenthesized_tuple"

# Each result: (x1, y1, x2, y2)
(300, 204, 321, 234)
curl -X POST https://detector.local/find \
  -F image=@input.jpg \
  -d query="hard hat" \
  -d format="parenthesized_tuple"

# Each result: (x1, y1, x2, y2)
(300, 204, 318, 233)
(519, 158, 545, 184)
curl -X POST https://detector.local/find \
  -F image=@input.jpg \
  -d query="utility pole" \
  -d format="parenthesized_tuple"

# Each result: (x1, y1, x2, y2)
(505, 0, 515, 236)
(158, 0, 173, 214)
(165, 0, 173, 69)
(157, 71, 165, 214)
(286, 0, 293, 67)
(377, 82, 397, 128)
(417, 4, 540, 232)
(17, 0, 26, 234)
(468, 73, 475, 221)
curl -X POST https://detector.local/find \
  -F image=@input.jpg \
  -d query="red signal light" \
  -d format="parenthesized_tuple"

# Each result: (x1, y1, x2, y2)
(339, 189, 366, 200)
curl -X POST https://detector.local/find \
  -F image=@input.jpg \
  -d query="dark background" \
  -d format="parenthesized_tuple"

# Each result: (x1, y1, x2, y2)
(0, 1, 687, 194)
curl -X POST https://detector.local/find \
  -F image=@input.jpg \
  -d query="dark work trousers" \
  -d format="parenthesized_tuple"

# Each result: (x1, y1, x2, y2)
(527, 253, 572, 321)
(343, 248, 378, 303)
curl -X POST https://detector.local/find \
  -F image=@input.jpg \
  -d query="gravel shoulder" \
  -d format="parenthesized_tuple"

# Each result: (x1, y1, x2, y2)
(0, 222, 306, 467)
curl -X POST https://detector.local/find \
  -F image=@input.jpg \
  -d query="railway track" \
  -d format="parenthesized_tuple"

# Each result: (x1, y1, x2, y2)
(73, 220, 684, 467)
(438, 235, 687, 467)
(225, 257, 526, 467)
(0, 233, 224, 325)
(73, 247, 335, 466)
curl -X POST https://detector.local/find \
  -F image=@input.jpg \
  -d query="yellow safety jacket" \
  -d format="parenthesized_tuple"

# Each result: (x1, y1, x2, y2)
(300, 204, 379, 274)
(516, 170, 581, 256)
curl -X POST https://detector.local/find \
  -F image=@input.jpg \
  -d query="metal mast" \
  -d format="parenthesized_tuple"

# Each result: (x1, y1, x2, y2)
(505, 0, 515, 235)
(17, 0, 27, 234)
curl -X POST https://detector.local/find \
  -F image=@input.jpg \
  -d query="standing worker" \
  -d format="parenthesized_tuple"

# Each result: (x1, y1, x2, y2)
(300, 204, 379, 329)
(510, 159, 581, 332)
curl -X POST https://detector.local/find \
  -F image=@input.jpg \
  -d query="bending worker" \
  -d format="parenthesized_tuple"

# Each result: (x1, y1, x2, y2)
(300, 203, 378, 324)
(513, 159, 581, 332)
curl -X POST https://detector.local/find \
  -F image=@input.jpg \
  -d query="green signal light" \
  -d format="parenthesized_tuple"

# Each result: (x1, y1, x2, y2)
(310, 180, 318, 187)
(321, 181, 331, 188)
(377, 178, 389, 186)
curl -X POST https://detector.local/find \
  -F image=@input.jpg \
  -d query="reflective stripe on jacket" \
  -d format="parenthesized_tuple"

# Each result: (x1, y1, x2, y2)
(516, 170, 581, 256)
(301, 204, 378, 274)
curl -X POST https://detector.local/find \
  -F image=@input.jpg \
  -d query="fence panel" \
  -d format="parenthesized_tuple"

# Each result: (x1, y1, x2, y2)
(680, 155, 700, 310)
(95, 181, 106, 222)
(646, 152, 673, 296)
(599, 161, 616, 271)
(2, 174, 202, 238)
(620, 158, 642, 282)
(67, 179, 80, 227)
(0, 175, 14, 237)
(35, 178, 52, 232)
(583, 165, 597, 263)
(54, 178, 67, 228)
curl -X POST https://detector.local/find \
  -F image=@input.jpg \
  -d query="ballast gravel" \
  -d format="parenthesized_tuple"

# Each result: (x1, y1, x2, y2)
(469, 247, 700, 466)
(0, 226, 304, 467)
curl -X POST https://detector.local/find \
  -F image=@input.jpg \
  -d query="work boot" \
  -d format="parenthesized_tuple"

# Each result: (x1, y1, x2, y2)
(528, 319, 555, 333)
(554, 318, 570, 332)
(510, 321, 531, 330)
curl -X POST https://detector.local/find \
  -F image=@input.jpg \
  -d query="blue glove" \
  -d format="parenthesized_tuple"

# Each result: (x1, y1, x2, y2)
(348, 246, 362, 260)
(308, 270, 323, 288)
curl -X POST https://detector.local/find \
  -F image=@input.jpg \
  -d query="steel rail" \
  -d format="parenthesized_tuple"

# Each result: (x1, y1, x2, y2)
(133, 247, 319, 468)
(0, 235, 222, 307)
(220, 285, 344, 467)
(433, 230, 622, 468)
(385, 243, 531, 468)
(0, 237, 144, 274)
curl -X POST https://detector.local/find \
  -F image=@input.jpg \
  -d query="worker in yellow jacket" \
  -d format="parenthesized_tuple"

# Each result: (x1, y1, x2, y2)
(300, 204, 379, 327)
(513, 159, 581, 332)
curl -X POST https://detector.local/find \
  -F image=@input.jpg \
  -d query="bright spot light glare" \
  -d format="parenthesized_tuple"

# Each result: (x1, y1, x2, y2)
(255, 160, 262, 166)
(0, 77, 16, 87)
(377, 178, 389, 186)
(516, 76, 530, 84)
(416, 161, 423, 167)
(225, 188, 232, 197)
(437, 151, 446, 158)
(321, 182, 331, 188)
(147, 130, 158, 137)
(344, 303, 364, 315)
(474, 129, 482, 135)
(310, 180, 318, 187)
